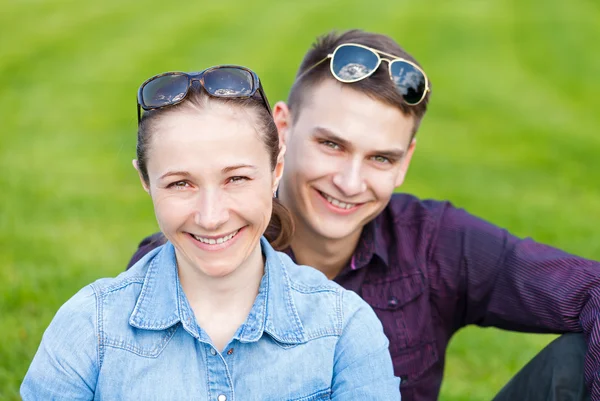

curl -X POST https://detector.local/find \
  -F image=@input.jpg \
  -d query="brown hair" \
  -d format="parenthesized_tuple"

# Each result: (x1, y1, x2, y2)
(288, 29, 431, 135)
(137, 87, 294, 250)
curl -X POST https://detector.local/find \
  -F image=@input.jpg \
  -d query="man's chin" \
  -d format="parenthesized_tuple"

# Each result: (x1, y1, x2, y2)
(310, 221, 363, 242)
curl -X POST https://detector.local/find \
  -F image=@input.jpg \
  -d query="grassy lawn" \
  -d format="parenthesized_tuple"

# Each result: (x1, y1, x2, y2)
(1, 0, 599, 399)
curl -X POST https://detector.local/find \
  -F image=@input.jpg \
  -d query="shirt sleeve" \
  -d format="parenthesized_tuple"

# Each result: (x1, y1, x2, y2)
(331, 290, 401, 401)
(428, 202, 600, 398)
(21, 285, 99, 400)
(126, 232, 167, 269)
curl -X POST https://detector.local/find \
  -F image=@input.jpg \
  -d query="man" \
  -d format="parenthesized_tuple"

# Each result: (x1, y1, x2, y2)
(129, 30, 598, 401)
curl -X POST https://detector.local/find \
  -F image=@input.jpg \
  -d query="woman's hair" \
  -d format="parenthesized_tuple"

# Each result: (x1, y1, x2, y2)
(136, 87, 294, 250)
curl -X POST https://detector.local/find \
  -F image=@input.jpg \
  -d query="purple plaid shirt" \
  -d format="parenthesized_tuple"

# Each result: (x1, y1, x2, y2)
(128, 193, 600, 401)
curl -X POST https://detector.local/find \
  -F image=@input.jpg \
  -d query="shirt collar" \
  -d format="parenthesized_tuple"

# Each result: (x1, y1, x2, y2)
(349, 217, 390, 270)
(129, 243, 199, 338)
(282, 217, 390, 273)
(236, 237, 307, 344)
(129, 238, 307, 345)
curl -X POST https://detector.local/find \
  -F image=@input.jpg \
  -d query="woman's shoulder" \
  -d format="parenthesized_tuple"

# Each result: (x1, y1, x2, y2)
(57, 246, 161, 326)
(274, 250, 341, 292)
(273, 250, 378, 333)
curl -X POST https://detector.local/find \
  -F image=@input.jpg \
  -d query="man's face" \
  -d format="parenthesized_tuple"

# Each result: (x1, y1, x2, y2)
(275, 79, 416, 242)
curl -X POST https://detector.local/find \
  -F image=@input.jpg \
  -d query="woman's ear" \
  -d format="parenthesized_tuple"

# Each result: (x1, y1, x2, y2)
(272, 144, 286, 193)
(132, 160, 150, 194)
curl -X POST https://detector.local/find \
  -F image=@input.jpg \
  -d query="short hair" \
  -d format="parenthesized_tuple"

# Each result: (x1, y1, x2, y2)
(288, 29, 431, 135)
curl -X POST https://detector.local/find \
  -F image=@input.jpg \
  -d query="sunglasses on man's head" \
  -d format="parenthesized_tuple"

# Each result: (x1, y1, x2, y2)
(137, 65, 271, 123)
(298, 43, 430, 106)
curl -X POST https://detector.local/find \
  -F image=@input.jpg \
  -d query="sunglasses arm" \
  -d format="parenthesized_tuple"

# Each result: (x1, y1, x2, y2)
(295, 54, 332, 82)
(258, 88, 273, 115)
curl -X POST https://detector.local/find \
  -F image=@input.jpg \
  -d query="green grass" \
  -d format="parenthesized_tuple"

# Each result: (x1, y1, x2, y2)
(1, 0, 599, 399)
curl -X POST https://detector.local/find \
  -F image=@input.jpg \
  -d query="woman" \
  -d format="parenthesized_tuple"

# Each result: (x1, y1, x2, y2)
(21, 65, 400, 400)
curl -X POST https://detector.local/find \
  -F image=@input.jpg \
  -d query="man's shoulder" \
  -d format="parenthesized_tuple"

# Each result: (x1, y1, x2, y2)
(384, 192, 450, 223)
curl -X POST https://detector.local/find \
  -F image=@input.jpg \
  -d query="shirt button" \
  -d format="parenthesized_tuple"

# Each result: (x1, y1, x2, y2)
(210, 348, 217, 356)
(227, 348, 234, 355)
(388, 296, 399, 307)
(217, 395, 227, 401)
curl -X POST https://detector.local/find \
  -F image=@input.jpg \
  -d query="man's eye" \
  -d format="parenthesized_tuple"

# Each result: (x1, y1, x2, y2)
(371, 155, 390, 164)
(321, 140, 340, 150)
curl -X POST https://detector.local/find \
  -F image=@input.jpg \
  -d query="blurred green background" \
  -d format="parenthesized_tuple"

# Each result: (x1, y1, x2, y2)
(1, 0, 599, 399)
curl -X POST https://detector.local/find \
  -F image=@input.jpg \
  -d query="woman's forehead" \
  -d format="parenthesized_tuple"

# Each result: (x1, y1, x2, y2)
(147, 110, 270, 171)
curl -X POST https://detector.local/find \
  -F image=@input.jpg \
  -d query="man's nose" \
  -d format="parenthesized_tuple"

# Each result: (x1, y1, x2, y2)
(332, 159, 367, 197)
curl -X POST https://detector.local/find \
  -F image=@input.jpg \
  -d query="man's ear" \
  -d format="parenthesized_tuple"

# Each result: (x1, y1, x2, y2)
(132, 160, 150, 194)
(394, 139, 417, 188)
(273, 101, 292, 146)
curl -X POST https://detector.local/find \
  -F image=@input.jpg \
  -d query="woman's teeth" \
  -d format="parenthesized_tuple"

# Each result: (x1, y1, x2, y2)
(193, 230, 238, 245)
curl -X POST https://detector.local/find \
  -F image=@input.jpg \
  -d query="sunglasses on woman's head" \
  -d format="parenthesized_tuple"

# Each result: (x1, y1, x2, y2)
(298, 43, 430, 106)
(137, 65, 272, 123)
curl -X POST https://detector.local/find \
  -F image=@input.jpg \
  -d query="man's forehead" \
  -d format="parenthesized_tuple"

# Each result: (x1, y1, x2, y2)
(295, 81, 415, 148)
(305, 80, 412, 120)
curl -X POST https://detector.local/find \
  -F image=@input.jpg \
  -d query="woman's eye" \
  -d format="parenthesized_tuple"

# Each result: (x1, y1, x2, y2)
(228, 176, 249, 184)
(169, 181, 189, 189)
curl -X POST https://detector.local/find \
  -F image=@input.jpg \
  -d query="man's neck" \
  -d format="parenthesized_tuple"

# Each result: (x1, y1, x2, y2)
(290, 221, 362, 280)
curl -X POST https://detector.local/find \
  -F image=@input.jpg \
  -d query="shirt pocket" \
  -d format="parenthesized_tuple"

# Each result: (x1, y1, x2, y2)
(361, 272, 438, 380)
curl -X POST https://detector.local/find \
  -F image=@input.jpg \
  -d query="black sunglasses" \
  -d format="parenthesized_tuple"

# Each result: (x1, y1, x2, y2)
(297, 43, 430, 106)
(137, 65, 271, 123)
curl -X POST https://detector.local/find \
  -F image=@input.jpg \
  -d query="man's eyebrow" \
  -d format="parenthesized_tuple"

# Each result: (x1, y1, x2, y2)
(222, 164, 257, 174)
(159, 171, 191, 180)
(370, 148, 405, 160)
(312, 126, 353, 149)
(313, 126, 406, 159)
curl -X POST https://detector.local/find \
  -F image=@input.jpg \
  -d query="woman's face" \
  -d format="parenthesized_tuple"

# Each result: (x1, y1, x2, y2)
(138, 103, 283, 279)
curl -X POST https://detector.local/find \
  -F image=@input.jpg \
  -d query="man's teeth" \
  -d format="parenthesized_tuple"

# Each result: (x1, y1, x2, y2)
(323, 193, 356, 210)
(193, 230, 238, 245)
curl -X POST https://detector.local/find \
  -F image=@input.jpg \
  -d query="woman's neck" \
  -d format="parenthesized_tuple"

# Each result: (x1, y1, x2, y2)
(177, 244, 264, 351)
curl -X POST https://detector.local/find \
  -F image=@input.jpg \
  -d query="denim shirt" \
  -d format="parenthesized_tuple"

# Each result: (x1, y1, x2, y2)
(21, 237, 400, 400)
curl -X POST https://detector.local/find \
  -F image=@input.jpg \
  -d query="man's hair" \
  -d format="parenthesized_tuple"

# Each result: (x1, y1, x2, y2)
(288, 29, 431, 135)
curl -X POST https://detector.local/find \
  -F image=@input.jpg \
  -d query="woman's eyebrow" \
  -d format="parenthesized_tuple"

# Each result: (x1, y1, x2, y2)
(159, 171, 191, 180)
(221, 164, 257, 174)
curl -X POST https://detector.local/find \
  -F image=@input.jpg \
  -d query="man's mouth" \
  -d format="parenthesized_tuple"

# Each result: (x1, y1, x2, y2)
(191, 229, 239, 245)
(318, 190, 360, 210)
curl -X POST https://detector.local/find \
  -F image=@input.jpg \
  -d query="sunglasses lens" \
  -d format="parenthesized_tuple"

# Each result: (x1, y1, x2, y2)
(142, 74, 189, 108)
(203, 67, 254, 97)
(331, 45, 379, 81)
(389, 60, 426, 105)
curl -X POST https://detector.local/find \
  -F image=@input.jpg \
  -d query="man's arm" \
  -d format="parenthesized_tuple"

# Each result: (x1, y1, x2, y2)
(428, 202, 600, 397)
(127, 232, 166, 269)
